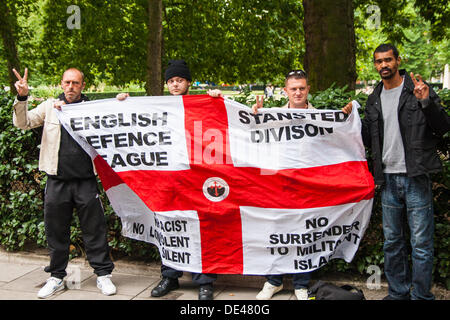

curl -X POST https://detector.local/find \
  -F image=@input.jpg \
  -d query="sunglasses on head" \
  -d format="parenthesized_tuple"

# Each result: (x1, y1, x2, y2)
(286, 70, 307, 78)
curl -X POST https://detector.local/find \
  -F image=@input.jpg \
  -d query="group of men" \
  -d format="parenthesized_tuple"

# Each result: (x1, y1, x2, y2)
(12, 43, 450, 300)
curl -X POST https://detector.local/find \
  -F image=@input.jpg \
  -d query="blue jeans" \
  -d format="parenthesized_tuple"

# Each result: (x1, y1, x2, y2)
(266, 272, 311, 289)
(382, 173, 435, 300)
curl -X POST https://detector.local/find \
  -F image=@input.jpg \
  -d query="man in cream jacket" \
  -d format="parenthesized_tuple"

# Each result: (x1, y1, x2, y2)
(12, 67, 116, 298)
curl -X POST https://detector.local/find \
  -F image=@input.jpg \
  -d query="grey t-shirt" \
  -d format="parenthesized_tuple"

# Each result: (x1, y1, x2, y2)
(380, 79, 406, 173)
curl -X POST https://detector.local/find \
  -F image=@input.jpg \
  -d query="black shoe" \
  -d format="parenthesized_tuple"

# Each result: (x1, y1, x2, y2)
(151, 277, 179, 297)
(199, 284, 214, 300)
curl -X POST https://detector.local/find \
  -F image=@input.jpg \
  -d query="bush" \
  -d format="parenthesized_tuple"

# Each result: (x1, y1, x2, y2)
(0, 90, 46, 250)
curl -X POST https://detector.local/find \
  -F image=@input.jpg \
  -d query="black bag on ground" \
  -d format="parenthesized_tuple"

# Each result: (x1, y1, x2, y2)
(308, 280, 365, 300)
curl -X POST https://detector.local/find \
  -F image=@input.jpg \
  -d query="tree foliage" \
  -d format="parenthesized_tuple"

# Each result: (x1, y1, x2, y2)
(164, 0, 304, 84)
(0, 1, 448, 89)
(414, 0, 450, 41)
(354, 0, 450, 81)
(0, 0, 39, 92)
(2, 0, 304, 88)
(39, 0, 148, 87)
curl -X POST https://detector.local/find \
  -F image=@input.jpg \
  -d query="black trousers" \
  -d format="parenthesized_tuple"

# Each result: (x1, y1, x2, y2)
(43, 177, 114, 279)
(161, 265, 217, 286)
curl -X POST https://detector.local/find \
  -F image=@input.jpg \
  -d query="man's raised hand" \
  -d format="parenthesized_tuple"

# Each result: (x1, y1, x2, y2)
(252, 95, 264, 114)
(13, 68, 29, 97)
(410, 72, 429, 101)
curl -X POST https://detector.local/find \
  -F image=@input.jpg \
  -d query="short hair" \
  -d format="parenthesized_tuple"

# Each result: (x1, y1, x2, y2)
(62, 68, 85, 82)
(285, 69, 308, 84)
(373, 44, 399, 61)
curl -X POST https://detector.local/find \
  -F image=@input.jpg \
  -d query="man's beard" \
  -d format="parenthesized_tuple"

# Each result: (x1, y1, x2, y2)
(64, 90, 81, 102)
(379, 67, 395, 79)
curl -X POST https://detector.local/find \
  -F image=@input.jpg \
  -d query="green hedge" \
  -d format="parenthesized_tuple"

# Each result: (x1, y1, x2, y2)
(0, 95, 46, 250)
(0, 87, 448, 288)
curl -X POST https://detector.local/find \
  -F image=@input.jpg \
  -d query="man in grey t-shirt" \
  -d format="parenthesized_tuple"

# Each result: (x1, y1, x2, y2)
(380, 78, 406, 173)
(344, 44, 450, 300)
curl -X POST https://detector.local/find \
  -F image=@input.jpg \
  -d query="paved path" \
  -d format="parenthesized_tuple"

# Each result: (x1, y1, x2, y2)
(0, 248, 448, 301)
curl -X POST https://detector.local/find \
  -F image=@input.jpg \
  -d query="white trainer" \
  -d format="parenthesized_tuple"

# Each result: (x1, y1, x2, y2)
(97, 274, 116, 296)
(295, 288, 309, 300)
(256, 281, 283, 300)
(37, 277, 65, 299)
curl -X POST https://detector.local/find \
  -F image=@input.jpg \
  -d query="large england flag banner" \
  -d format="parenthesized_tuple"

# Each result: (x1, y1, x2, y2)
(56, 95, 374, 275)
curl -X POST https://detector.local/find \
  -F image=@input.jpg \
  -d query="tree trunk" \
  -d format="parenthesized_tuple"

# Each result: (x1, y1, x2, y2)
(146, 0, 163, 96)
(0, 1, 21, 95)
(302, 0, 356, 93)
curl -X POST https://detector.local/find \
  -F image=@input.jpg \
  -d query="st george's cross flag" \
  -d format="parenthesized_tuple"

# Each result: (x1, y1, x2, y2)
(56, 95, 374, 275)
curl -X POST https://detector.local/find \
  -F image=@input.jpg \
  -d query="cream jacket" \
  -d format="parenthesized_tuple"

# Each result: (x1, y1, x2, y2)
(13, 97, 95, 176)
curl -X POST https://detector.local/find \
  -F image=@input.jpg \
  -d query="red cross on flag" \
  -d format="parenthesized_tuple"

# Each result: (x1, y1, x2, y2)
(57, 95, 374, 275)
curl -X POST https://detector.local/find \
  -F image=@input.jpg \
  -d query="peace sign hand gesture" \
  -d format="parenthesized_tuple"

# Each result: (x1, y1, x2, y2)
(12, 68, 29, 97)
(251, 95, 264, 114)
(410, 72, 429, 101)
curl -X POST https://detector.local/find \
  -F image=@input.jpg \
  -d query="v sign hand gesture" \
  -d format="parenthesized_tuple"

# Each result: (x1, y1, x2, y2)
(410, 72, 429, 101)
(13, 68, 29, 97)
(252, 95, 264, 114)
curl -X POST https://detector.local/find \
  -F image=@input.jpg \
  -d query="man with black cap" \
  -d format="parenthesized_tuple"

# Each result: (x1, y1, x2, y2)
(117, 59, 218, 300)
